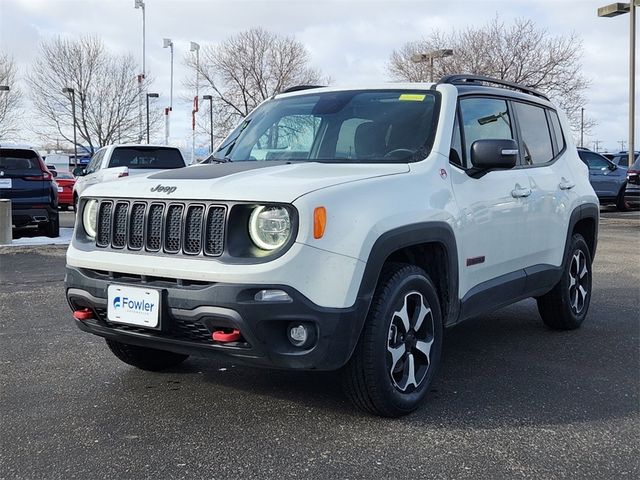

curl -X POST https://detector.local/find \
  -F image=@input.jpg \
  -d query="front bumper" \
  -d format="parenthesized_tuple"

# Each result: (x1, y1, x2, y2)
(65, 266, 370, 370)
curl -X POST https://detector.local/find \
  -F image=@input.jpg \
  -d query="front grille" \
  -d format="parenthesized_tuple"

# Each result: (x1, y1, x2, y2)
(95, 200, 226, 256)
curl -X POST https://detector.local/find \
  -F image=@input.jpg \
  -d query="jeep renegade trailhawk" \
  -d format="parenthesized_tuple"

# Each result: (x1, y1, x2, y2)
(66, 75, 599, 417)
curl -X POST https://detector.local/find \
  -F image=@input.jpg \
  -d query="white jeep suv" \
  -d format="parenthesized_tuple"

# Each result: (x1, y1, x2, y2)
(66, 76, 599, 417)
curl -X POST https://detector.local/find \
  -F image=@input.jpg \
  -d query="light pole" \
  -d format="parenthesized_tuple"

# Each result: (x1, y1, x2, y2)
(146, 93, 159, 144)
(203, 95, 214, 153)
(190, 41, 200, 163)
(598, 1, 637, 167)
(581, 107, 585, 148)
(411, 49, 454, 82)
(135, 0, 146, 75)
(62, 87, 78, 169)
(135, 0, 146, 143)
(163, 38, 174, 145)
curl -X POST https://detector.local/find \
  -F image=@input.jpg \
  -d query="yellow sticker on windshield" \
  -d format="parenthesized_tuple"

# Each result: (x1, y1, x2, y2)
(399, 94, 426, 101)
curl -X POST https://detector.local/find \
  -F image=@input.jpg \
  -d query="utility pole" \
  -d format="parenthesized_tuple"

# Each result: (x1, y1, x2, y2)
(619, 140, 627, 150)
(593, 140, 602, 152)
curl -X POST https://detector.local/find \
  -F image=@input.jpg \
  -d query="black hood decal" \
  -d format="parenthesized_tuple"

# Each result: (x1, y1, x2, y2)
(149, 161, 290, 180)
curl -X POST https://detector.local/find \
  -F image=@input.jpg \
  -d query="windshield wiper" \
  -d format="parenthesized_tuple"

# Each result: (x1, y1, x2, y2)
(210, 156, 232, 164)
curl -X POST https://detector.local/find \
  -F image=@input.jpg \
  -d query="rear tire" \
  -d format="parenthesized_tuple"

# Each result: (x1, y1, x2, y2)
(40, 213, 60, 238)
(537, 233, 592, 330)
(342, 263, 443, 417)
(106, 340, 189, 371)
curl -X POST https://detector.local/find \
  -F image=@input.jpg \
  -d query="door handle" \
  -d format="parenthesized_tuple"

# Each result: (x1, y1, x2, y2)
(559, 178, 575, 190)
(511, 184, 531, 198)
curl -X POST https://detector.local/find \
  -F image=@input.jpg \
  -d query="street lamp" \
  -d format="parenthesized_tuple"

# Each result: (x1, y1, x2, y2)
(598, 1, 637, 168)
(135, 0, 146, 143)
(62, 87, 78, 169)
(146, 93, 159, 144)
(190, 41, 201, 163)
(203, 95, 214, 153)
(134, 0, 146, 75)
(411, 49, 454, 82)
(163, 38, 174, 145)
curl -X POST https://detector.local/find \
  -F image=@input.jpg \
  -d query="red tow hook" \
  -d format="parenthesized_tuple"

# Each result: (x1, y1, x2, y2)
(212, 329, 241, 343)
(73, 308, 94, 321)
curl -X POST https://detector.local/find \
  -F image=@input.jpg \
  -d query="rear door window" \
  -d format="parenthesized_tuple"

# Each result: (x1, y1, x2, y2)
(548, 110, 565, 154)
(109, 147, 185, 169)
(513, 102, 554, 165)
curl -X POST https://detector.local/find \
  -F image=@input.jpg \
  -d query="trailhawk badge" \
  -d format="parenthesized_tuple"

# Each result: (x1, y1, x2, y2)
(150, 184, 177, 194)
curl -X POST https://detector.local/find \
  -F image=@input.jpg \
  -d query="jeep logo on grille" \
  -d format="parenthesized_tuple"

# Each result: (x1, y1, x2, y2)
(150, 184, 177, 194)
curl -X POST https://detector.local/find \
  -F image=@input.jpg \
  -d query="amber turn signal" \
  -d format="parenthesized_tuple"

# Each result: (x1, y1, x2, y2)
(313, 207, 327, 239)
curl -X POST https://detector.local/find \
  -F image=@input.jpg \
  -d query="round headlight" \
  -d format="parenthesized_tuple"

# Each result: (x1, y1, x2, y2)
(248, 206, 291, 251)
(83, 199, 99, 238)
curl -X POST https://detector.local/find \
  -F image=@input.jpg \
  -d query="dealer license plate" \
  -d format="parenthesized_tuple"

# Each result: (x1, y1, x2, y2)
(0, 179, 12, 189)
(107, 284, 160, 328)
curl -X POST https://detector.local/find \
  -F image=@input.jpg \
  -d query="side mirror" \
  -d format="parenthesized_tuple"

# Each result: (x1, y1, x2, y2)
(469, 139, 518, 173)
(73, 166, 85, 176)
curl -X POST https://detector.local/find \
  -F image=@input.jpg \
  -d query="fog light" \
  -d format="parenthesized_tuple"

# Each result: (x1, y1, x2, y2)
(289, 324, 308, 346)
(287, 322, 316, 348)
(254, 289, 292, 302)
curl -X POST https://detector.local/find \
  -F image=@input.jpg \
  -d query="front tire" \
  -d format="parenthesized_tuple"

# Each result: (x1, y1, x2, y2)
(537, 233, 592, 330)
(343, 263, 443, 417)
(616, 184, 629, 211)
(106, 340, 189, 371)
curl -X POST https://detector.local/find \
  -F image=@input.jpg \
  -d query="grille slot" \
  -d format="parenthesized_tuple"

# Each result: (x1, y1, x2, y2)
(128, 203, 146, 249)
(146, 204, 164, 251)
(95, 199, 225, 256)
(184, 205, 204, 254)
(204, 206, 225, 256)
(164, 205, 184, 253)
(96, 202, 113, 247)
(112, 202, 129, 248)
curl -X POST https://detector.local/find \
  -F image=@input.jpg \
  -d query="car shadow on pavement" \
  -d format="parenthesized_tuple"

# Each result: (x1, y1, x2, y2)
(134, 297, 638, 428)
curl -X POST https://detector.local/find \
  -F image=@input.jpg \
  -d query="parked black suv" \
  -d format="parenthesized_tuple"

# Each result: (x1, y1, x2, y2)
(0, 146, 60, 237)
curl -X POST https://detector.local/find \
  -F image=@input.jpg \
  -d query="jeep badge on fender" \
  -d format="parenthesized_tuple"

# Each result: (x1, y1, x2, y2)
(66, 76, 599, 418)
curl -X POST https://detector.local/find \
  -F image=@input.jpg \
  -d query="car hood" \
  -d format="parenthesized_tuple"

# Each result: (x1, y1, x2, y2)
(81, 161, 409, 202)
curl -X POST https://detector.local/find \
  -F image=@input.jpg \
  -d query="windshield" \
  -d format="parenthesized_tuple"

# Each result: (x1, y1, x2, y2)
(214, 90, 440, 163)
(108, 147, 185, 169)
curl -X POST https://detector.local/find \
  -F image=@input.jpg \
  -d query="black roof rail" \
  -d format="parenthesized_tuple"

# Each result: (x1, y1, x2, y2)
(280, 85, 326, 94)
(438, 74, 549, 101)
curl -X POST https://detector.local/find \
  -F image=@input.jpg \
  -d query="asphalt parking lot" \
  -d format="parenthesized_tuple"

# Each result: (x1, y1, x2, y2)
(1, 211, 638, 479)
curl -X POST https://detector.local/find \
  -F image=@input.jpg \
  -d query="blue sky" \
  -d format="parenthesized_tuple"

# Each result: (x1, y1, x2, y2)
(1, 0, 637, 153)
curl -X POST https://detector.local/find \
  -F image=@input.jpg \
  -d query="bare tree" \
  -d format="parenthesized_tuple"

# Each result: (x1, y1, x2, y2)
(388, 17, 594, 135)
(186, 27, 325, 141)
(28, 36, 156, 152)
(0, 52, 22, 140)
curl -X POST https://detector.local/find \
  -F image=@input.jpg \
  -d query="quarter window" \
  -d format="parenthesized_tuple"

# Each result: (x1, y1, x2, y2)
(513, 102, 554, 165)
(580, 152, 610, 170)
(459, 98, 514, 163)
(449, 113, 464, 167)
